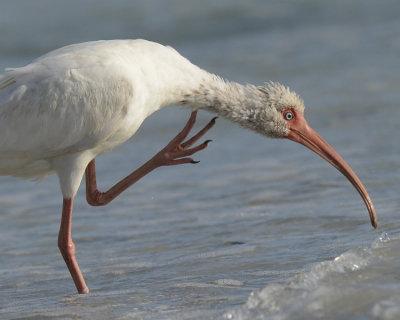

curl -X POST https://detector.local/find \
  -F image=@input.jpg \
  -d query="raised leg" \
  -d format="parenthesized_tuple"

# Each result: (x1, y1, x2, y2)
(58, 198, 89, 294)
(86, 111, 216, 206)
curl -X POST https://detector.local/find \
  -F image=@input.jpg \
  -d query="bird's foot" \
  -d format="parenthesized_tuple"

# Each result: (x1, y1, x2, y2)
(84, 111, 216, 208)
(153, 111, 216, 166)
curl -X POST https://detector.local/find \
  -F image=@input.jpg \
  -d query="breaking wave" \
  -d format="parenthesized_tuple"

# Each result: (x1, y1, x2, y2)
(226, 232, 400, 320)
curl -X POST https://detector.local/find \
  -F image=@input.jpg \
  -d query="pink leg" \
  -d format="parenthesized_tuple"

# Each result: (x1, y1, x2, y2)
(86, 111, 216, 206)
(58, 198, 89, 294)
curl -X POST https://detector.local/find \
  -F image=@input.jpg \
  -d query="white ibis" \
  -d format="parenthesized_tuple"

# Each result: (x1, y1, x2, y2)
(0, 39, 377, 294)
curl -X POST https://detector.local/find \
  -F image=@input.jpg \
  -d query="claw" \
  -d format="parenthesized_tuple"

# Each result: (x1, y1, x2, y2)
(180, 116, 217, 149)
(154, 111, 215, 167)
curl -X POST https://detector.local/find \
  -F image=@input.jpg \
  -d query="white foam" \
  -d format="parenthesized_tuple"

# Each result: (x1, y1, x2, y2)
(228, 233, 400, 320)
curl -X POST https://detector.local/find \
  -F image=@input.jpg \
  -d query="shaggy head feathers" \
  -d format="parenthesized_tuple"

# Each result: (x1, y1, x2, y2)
(252, 82, 305, 137)
(187, 79, 305, 138)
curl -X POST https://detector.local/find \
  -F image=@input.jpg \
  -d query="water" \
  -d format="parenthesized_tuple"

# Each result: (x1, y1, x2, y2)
(0, 0, 399, 319)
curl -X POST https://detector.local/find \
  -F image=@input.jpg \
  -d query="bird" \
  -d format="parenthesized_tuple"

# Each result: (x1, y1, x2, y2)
(0, 39, 377, 294)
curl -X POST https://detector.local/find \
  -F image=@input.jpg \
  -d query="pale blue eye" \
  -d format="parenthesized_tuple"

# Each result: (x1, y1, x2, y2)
(284, 111, 294, 120)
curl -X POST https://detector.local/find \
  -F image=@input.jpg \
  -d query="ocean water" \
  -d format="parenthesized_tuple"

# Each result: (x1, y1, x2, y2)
(0, 1, 399, 319)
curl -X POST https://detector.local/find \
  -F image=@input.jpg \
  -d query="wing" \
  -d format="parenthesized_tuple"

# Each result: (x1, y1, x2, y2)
(0, 39, 181, 179)
(0, 50, 134, 161)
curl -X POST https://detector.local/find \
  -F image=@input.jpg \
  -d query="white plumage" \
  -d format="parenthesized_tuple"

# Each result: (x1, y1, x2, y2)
(0, 40, 191, 195)
(0, 39, 376, 294)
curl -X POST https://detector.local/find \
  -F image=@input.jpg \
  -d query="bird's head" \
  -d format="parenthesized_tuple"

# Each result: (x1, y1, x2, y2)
(254, 83, 305, 138)
(254, 83, 377, 228)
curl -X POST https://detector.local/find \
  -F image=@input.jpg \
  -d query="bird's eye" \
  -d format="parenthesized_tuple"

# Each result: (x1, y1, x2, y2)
(284, 111, 295, 121)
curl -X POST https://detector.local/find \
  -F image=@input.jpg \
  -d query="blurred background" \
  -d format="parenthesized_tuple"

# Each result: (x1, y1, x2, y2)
(0, 1, 399, 319)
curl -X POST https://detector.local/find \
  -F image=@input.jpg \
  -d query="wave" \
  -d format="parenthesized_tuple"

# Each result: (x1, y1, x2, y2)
(226, 232, 400, 320)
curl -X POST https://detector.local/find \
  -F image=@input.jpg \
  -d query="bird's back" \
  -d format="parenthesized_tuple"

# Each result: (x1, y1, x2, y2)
(0, 40, 165, 178)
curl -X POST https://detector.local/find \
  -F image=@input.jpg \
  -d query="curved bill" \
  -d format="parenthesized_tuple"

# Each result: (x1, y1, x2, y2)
(287, 113, 377, 228)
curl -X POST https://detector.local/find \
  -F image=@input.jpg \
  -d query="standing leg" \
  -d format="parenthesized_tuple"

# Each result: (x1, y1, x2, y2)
(58, 198, 89, 294)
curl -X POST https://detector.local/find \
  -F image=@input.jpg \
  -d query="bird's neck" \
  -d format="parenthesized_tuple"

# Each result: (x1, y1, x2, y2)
(174, 70, 265, 132)
(140, 46, 266, 131)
